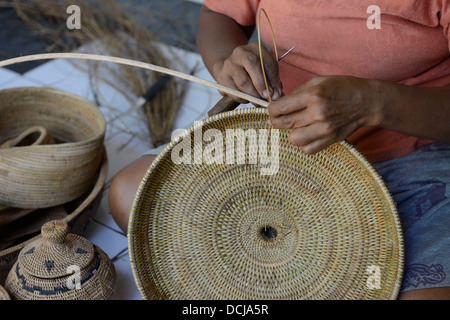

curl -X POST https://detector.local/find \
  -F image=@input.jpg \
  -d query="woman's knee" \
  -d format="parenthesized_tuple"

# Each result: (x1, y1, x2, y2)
(108, 155, 156, 232)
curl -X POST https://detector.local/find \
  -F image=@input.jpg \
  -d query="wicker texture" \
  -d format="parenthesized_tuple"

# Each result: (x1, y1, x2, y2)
(0, 284, 10, 300)
(5, 220, 116, 300)
(0, 149, 107, 285)
(128, 108, 404, 300)
(0, 87, 105, 209)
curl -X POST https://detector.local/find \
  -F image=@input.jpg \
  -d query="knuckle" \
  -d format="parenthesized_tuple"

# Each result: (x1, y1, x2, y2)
(244, 53, 259, 66)
(280, 116, 294, 128)
(322, 122, 336, 136)
(223, 59, 235, 71)
(232, 46, 245, 57)
(235, 75, 250, 88)
(312, 107, 328, 122)
(277, 103, 288, 115)
(288, 133, 302, 147)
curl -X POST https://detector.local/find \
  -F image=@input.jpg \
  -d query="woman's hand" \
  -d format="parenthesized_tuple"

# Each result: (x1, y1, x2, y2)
(267, 76, 384, 154)
(212, 42, 283, 104)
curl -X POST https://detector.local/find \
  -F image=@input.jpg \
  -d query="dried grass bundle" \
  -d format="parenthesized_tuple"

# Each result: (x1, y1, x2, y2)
(5, 0, 190, 147)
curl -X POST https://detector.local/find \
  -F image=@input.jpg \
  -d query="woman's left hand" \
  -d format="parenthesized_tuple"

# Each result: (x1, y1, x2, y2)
(267, 75, 384, 154)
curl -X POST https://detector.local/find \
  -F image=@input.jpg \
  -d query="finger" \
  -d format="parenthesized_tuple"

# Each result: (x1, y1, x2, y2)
(242, 44, 282, 100)
(268, 109, 309, 129)
(262, 50, 283, 99)
(288, 120, 357, 154)
(267, 94, 308, 119)
(218, 72, 258, 104)
(288, 122, 337, 153)
(300, 137, 335, 155)
(231, 66, 262, 99)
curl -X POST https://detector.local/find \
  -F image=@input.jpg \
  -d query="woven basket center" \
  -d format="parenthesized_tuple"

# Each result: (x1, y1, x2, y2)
(260, 225, 277, 241)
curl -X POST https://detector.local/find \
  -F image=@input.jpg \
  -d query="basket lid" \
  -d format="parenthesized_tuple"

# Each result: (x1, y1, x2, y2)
(18, 220, 94, 278)
(128, 108, 404, 300)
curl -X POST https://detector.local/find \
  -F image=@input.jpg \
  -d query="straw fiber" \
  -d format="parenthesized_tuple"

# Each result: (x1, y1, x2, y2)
(0, 87, 106, 209)
(5, 220, 116, 300)
(128, 108, 404, 300)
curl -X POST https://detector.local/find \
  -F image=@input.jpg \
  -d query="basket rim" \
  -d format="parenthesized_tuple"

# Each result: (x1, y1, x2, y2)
(0, 147, 108, 257)
(128, 107, 404, 300)
(0, 86, 106, 149)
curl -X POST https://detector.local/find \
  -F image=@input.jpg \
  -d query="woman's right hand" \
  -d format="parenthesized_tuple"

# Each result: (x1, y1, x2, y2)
(211, 42, 283, 104)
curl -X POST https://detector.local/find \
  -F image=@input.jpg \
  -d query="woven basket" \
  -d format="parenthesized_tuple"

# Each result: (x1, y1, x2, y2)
(5, 219, 116, 300)
(128, 108, 404, 300)
(0, 148, 108, 286)
(0, 284, 10, 300)
(0, 87, 106, 209)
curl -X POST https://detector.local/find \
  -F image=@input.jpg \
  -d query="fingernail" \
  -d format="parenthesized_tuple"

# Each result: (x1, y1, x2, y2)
(262, 89, 269, 99)
(272, 89, 280, 100)
(268, 119, 272, 126)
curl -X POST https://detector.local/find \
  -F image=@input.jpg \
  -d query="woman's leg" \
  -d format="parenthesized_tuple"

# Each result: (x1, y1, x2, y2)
(108, 155, 156, 233)
(373, 143, 450, 300)
(399, 287, 450, 300)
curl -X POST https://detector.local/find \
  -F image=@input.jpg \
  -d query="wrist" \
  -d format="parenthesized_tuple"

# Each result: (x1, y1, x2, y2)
(367, 79, 391, 128)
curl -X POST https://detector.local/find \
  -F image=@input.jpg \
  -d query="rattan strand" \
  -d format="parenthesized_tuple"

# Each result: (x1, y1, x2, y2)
(128, 108, 404, 300)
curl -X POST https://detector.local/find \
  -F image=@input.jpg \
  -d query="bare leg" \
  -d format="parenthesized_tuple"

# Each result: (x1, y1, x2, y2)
(108, 155, 156, 233)
(398, 287, 450, 300)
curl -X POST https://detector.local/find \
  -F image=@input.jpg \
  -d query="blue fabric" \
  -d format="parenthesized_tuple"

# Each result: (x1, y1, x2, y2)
(373, 143, 450, 293)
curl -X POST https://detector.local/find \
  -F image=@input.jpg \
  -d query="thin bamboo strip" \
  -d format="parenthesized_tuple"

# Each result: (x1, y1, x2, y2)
(5, 0, 191, 147)
(0, 53, 270, 108)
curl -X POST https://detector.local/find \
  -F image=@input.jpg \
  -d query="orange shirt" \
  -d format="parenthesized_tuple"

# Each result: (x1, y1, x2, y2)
(204, 0, 450, 163)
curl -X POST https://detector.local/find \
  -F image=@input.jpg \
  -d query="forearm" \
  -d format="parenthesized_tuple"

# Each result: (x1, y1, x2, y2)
(377, 80, 450, 142)
(197, 5, 254, 80)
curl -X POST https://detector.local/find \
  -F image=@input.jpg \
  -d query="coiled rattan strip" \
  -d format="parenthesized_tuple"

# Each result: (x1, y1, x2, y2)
(0, 87, 106, 208)
(128, 108, 404, 300)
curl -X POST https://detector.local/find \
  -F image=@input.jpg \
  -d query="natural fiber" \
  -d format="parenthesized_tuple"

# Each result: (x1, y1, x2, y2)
(0, 87, 105, 208)
(128, 108, 404, 300)
(5, 220, 116, 300)
(4, 0, 189, 148)
(0, 284, 10, 300)
(0, 149, 108, 285)
(0, 53, 269, 108)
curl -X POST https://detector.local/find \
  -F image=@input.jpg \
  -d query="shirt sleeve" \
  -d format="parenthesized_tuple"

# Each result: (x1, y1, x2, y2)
(203, 0, 260, 26)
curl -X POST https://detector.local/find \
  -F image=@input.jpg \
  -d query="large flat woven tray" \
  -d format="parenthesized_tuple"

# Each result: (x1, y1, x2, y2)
(128, 108, 404, 300)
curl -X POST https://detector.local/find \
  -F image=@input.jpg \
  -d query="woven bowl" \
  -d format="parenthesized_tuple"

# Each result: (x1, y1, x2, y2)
(0, 87, 106, 208)
(128, 108, 404, 300)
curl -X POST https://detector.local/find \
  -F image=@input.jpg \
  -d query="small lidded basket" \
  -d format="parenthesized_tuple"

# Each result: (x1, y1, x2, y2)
(5, 220, 116, 300)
